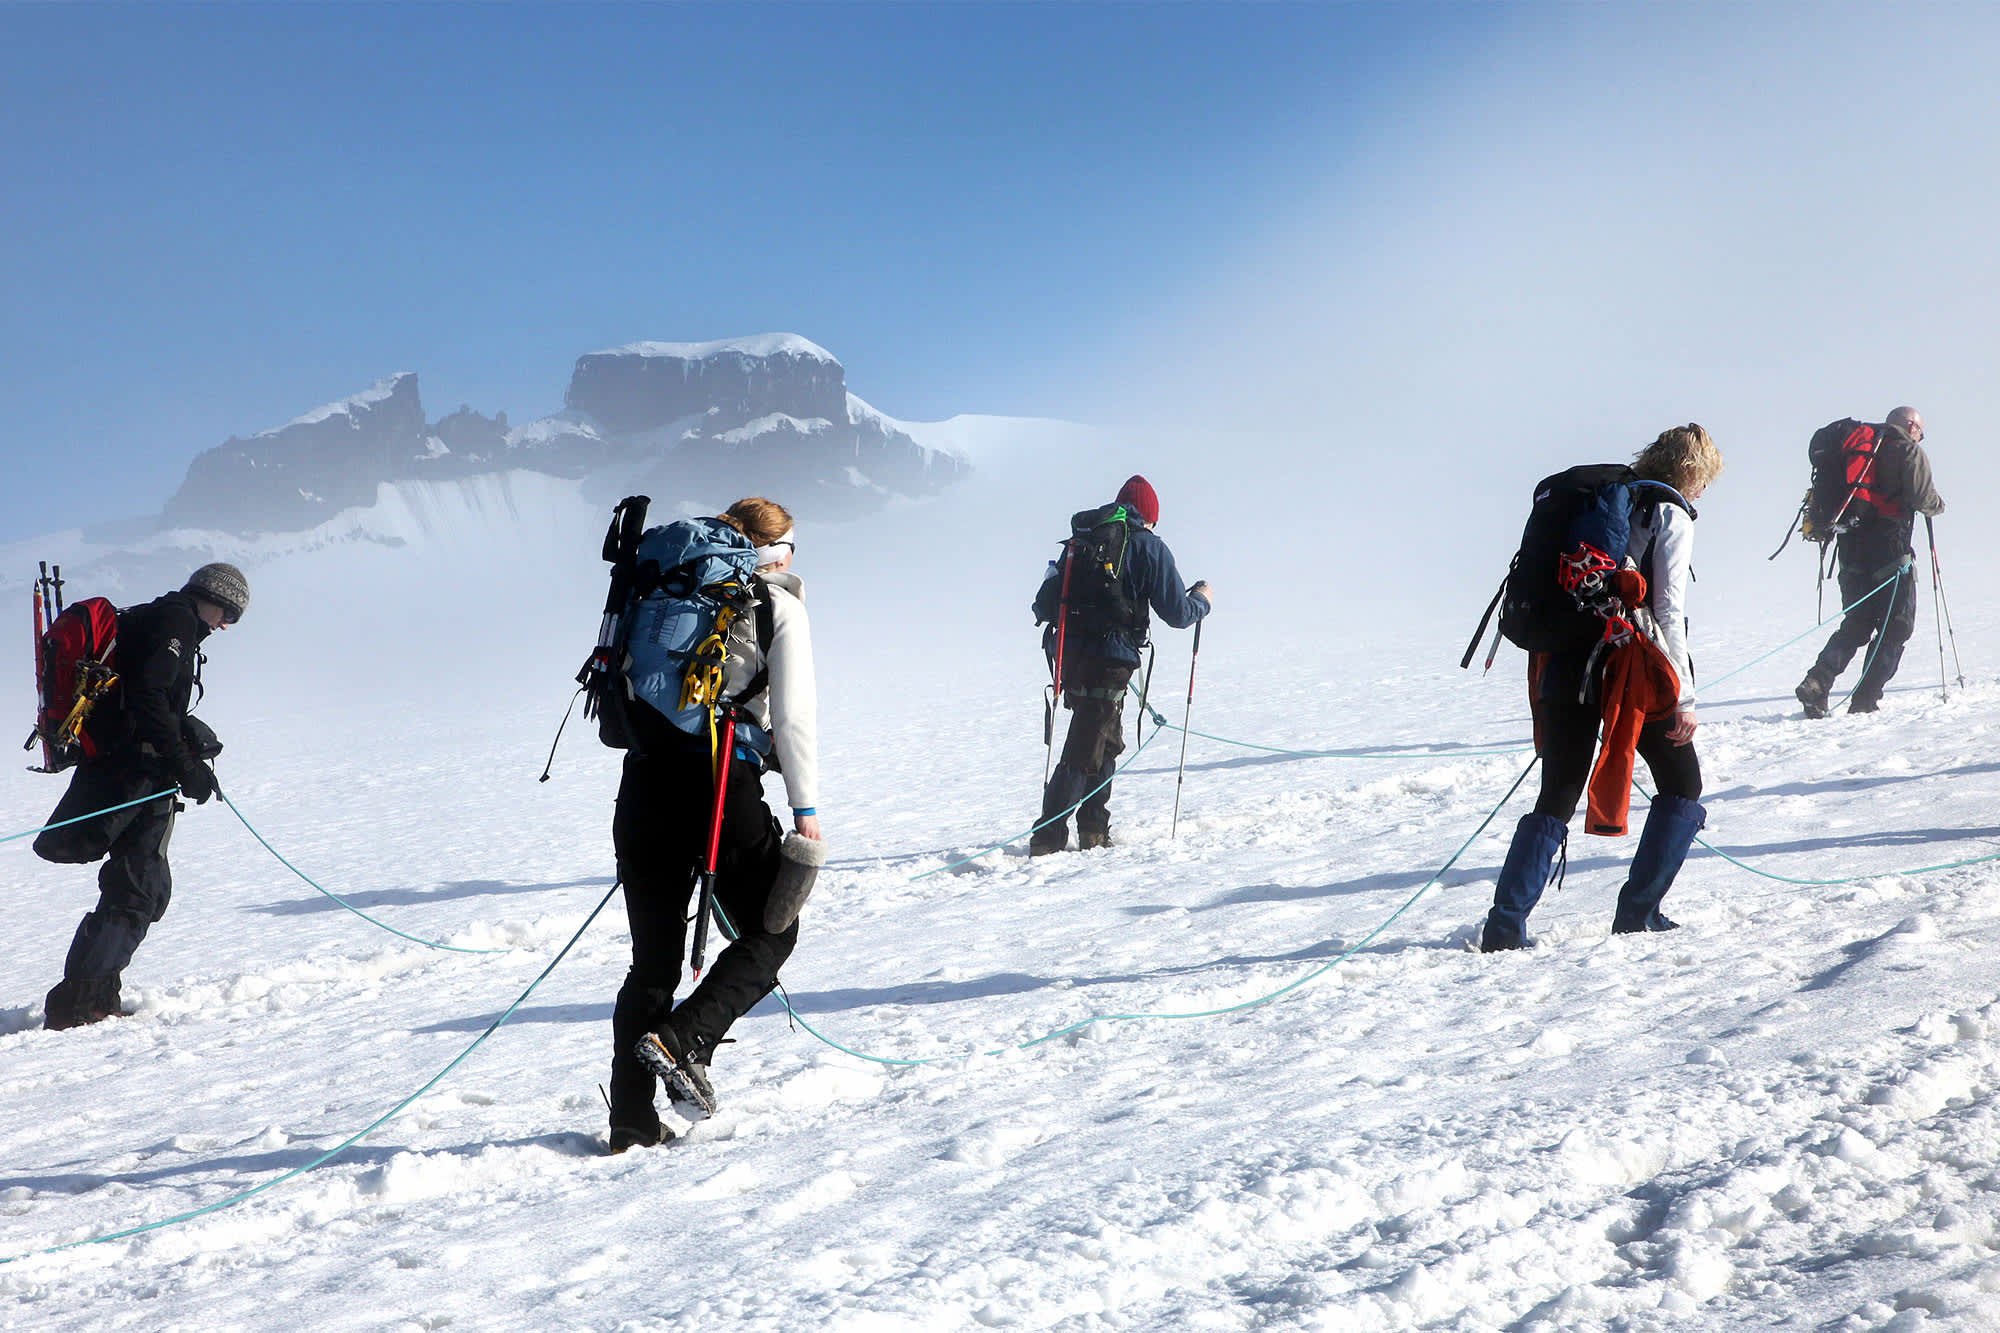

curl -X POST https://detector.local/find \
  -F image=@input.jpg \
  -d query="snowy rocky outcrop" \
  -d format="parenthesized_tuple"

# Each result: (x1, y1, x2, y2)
(511, 335, 967, 519)
(164, 373, 437, 533)
(155, 335, 967, 537)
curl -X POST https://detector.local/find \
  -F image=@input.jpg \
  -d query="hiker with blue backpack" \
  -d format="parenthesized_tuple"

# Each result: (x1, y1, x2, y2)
(1030, 475, 1212, 855)
(1469, 426, 1723, 952)
(582, 496, 823, 1152)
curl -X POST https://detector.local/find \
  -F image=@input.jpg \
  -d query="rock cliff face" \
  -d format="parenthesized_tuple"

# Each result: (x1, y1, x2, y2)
(566, 335, 848, 435)
(540, 335, 967, 518)
(157, 335, 967, 535)
(162, 373, 433, 532)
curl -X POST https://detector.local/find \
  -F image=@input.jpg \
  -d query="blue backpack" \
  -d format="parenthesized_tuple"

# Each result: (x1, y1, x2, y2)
(581, 498, 774, 755)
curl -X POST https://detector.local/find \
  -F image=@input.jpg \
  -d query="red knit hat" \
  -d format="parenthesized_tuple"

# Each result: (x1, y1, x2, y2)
(1116, 474, 1160, 526)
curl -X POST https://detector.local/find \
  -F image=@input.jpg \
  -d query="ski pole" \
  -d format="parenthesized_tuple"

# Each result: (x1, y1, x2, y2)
(689, 709, 739, 978)
(1170, 620, 1203, 840)
(27, 578, 48, 767)
(1928, 524, 1949, 699)
(1926, 515, 1965, 687)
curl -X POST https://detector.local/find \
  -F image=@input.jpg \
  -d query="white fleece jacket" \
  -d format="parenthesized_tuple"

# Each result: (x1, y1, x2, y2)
(1630, 501, 1696, 708)
(720, 569, 819, 810)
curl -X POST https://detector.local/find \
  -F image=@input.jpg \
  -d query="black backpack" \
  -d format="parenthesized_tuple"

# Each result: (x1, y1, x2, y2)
(1064, 503, 1143, 631)
(1463, 464, 1691, 668)
(1036, 502, 1147, 653)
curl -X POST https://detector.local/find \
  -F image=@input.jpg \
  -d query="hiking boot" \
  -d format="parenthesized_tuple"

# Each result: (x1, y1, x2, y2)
(1611, 796, 1704, 935)
(1028, 830, 1068, 857)
(1078, 828, 1114, 851)
(1848, 695, 1880, 715)
(1795, 674, 1830, 719)
(1480, 813, 1568, 952)
(607, 1121, 667, 1154)
(633, 1025, 717, 1116)
(42, 978, 122, 1031)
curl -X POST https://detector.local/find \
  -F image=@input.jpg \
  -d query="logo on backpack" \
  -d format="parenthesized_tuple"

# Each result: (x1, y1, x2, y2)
(1805, 418, 1903, 541)
(23, 562, 120, 774)
(578, 497, 773, 756)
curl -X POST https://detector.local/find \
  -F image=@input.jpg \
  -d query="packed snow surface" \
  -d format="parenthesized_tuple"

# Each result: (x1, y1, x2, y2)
(5, 431, 2000, 1330)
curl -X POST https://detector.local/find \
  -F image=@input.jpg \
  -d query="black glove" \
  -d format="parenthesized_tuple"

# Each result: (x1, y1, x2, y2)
(182, 715, 224, 761)
(179, 757, 218, 805)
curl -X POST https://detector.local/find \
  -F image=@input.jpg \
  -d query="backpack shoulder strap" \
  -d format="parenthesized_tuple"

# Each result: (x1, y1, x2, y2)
(732, 585, 778, 704)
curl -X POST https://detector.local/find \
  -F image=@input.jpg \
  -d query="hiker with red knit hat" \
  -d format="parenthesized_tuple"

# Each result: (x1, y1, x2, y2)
(1030, 475, 1212, 854)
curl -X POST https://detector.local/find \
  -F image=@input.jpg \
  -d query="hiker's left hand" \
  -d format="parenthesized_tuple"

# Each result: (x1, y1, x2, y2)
(1666, 707, 1698, 745)
(794, 813, 822, 840)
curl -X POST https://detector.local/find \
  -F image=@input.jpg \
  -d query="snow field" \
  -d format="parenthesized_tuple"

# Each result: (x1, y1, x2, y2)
(6, 470, 2000, 1326)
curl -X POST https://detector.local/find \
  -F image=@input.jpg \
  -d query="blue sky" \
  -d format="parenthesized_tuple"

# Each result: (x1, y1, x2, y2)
(0, 2, 1492, 540)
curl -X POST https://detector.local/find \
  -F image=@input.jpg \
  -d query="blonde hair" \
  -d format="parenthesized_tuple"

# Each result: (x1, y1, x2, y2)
(718, 496, 793, 548)
(1633, 424, 1722, 495)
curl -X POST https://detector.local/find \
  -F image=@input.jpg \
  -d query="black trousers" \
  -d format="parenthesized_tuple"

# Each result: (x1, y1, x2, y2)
(1532, 652, 1702, 820)
(1810, 541, 1917, 704)
(609, 745, 796, 1121)
(1039, 659, 1134, 841)
(34, 761, 178, 988)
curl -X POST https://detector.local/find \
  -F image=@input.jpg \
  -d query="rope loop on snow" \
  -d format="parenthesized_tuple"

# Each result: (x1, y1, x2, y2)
(0, 881, 621, 1265)
(220, 791, 510, 955)
(1697, 567, 1904, 695)
(1633, 779, 2000, 887)
(785, 755, 1541, 1068)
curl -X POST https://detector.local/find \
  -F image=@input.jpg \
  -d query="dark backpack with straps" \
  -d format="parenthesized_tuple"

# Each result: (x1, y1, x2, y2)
(1463, 464, 1693, 668)
(1036, 502, 1146, 652)
(578, 497, 776, 758)
(1806, 418, 1903, 539)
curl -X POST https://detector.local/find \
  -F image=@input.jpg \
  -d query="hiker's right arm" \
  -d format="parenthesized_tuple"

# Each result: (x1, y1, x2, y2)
(1142, 536, 1211, 629)
(765, 588, 820, 829)
(1905, 443, 1945, 516)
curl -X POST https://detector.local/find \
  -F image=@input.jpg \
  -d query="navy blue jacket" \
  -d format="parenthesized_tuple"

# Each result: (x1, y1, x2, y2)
(1034, 525, 1209, 667)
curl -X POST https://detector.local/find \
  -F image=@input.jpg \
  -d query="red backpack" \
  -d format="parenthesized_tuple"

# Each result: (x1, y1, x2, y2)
(25, 565, 120, 773)
(1806, 419, 1904, 539)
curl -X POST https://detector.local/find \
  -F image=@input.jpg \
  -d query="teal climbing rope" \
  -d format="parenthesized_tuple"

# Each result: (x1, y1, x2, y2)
(783, 756, 1540, 1068)
(1126, 681, 1531, 759)
(0, 880, 621, 1265)
(0, 788, 180, 844)
(1631, 778, 2000, 888)
(221, 791, 508, 955)
(1698, 567, 1904, 695)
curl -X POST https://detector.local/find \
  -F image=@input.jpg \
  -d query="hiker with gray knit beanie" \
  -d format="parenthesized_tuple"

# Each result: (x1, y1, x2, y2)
(34, 563, 248, 1030)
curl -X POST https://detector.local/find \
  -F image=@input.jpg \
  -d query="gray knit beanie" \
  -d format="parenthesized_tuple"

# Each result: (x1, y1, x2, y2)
(183, 563, 249, 624)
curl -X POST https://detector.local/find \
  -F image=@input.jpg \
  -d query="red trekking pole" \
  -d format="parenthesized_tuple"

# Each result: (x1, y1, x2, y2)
(689, 709, 738, 978)
(1043, 545, 1076, 786)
